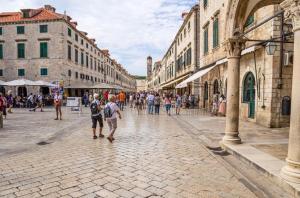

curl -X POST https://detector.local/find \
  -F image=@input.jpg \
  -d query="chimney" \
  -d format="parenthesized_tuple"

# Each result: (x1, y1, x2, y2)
(182, 12, 189, 20)
(44, 5, 56, 13)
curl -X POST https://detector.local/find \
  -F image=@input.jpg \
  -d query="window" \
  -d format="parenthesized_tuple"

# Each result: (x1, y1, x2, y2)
(204, 82, 208, 100)
(188, 22, 191, 30)
(0, 44, 3, 59)
(86, 54, 89, 67)
(75, 34, 78, 42)
(213, 18, 219, 48)
(40, 68, 48, 76)
(68, 70, 72, 77)
(40, 42, 48, 58)
(18, 69, 25, 77)
(204, 26, 209, 54)
(17, 43, 25, 58)
(68, 28, 72, 37)
(86, 43, 88, 49)
(282, 96, 291, 116)
(81, 39, 84, 45)
(68, 45, 72, 60)
(213, 80, 219, 94)
(244, 15, 255, 28)
(90, 57, 93, 69)
(0, 69, 3, 76)
(75, 72, 78, 79)
(39, 25, 48, 33)
(243, 72, 255, 102)
(75, 49, 78, 63)
(17, 26, 25, 34)
(203, 0, 208, 8)
(81, 52, 84, 65)
(0, 27, 2, 35)
(186, 48, 192, 66)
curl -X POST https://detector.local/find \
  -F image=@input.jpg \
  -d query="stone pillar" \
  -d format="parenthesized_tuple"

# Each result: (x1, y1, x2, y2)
(222, 37, 245, 145)
(281, 0, 300, 184)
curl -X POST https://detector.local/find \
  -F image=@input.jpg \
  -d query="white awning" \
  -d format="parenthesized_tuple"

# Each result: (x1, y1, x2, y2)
(241, 46, 261, 55)
(161, 74, 190, 89)
(176, 65, 217, 89)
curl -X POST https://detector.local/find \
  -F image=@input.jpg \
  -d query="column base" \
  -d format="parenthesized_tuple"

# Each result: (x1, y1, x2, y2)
(281, 159, 300, 184)
(222, 132, 242, 145)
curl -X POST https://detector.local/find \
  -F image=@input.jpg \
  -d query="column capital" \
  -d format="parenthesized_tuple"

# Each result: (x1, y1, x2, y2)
(225, 37, 246, 58)
(281, 0, 300, 31)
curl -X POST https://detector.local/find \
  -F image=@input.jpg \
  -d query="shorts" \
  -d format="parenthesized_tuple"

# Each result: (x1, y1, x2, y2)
(107, 118, 117, 131)
(165, 104, 171, 111)
(92, 115, 104, 129)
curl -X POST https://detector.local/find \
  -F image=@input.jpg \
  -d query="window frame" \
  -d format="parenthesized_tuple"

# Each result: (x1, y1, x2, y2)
(40, 68, 48, 76)
(17, 26, 25, 34)
(17, 43, 25, 59)
(39, 25, 48, 33)
(40, 42, 48, 58)
(18, 68, 25, 77)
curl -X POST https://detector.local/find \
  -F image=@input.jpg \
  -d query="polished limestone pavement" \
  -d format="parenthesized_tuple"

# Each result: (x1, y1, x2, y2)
(0, 107, 257, 198)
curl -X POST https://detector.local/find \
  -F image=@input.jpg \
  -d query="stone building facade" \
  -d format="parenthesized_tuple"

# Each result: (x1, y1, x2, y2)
(0, 5, 135, 96)
(150, 5, 200, 95)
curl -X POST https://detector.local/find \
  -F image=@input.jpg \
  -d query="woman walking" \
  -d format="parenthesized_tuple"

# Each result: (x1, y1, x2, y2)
(175, 94, 182, 115)
(7, 91, 13, 113)
(164, 95, 172, 116)
(154, 93, 161, 115)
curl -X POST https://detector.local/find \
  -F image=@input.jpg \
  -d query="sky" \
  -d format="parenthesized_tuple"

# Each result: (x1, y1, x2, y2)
(0, 0, 198, 76)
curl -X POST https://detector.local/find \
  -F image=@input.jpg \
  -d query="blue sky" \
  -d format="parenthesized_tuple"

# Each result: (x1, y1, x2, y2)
(0, 0, 198, 76)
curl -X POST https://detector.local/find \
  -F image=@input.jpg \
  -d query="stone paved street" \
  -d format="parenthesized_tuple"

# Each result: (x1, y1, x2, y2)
(0, 108, 259, 198)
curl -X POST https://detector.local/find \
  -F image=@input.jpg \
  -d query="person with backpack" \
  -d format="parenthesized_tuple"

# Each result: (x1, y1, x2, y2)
(104, 95, 121, 143)
(154, 93, 161, 115)
(91, 93, 104, 139)
(165, 95, 172, 116)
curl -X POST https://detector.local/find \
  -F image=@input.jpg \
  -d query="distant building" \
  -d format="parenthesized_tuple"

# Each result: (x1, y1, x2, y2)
(0, 5, 135, 96)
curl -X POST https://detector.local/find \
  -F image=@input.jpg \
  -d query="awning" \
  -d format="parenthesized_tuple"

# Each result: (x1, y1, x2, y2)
(65, 84, 92, 89)
(241, 45, 261, 55)
(161, 74, 190, 89)
(3, 79, 37, 86)
(92, 83, 115, 89)
(176, 65, 217, 89)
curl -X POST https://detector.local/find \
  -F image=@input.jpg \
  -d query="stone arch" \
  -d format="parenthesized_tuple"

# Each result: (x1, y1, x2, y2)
(225, 0, 284, 39)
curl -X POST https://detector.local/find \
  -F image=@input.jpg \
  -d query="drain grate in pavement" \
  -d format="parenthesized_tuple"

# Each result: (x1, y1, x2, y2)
(36, 141, 51, 146)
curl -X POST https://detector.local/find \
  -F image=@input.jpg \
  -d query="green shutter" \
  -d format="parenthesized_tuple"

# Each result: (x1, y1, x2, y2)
(0, 44, 3, 59)
(17, 43, 25, 58)
(213, 18, 219, 48)
(204, 0, 208, 8)
(204, 28, 208, 54)
(0, 27, 2, 35)
(245, 15, 254, 28)
(17, 26, 25, 34)
(40, 68, 48, 76)
(68, 28, 72, 37)
(18, 69, 25, 76)
(40, 42, 48, 58)
(40, 25, 48, 33)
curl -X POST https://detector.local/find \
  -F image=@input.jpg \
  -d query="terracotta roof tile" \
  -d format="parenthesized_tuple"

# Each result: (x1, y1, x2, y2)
(0, 8, 62, 23)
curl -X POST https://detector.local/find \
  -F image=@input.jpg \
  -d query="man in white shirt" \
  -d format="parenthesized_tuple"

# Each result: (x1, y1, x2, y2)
(146, 92, 155, 114)
(104, 95, 121, 143)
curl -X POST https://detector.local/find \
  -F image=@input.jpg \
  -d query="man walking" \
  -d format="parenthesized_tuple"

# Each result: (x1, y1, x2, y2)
(104, 96, 121, 143)
(54, 92, 62, 120)
(90, 94, 104, 139)
(119, 91, 126, 111)
(147, 92, 155, 114)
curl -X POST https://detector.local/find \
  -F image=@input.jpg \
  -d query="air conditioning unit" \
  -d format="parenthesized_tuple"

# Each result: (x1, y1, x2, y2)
(284, 52, 293, 66)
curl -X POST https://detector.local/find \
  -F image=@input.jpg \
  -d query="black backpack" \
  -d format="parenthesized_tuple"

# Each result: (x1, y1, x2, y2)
(90, 102, 99, 115)
(104, 104, 113, 118)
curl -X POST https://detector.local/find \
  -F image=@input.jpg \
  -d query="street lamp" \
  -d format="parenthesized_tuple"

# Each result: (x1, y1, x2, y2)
(266, 41, 277, 55)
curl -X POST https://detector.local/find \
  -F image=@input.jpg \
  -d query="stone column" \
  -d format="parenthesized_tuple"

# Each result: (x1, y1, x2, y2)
(281, 0, 300, 184)
(222, 37, 245, 145)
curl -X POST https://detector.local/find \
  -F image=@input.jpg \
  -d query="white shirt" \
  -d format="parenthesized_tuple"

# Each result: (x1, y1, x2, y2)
(54, 94, 62, 101)
(105, 102, 119, 119)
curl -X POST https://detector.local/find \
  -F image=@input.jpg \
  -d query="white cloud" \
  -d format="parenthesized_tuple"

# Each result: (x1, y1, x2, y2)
(0, 0, 197, 75)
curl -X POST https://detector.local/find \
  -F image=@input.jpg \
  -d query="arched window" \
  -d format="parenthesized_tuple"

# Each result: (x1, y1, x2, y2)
(243, 72, 255, 103)
(213, 80, 219, 94)
(204, 82, 208, 100)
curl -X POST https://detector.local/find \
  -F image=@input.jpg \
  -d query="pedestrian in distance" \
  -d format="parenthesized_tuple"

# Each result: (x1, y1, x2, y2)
(7, 90, 13, 113)
(154, 93, 161, 115)
(54, 91, 63, 120)
(165, 95, 172, 116)
(90, 93, 104, 139)
(147, 92, 155, 114)
(119, 91, 126, 111)
(0, 93, 5, 119)
(104, 96, 122, 143)
(176, 94, 182, 115)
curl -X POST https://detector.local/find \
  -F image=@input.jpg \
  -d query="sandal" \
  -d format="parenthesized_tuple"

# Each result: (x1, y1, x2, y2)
(99, 134, 105, 138)
(93, 135, 97, 139)
(107, 137, 113, 143)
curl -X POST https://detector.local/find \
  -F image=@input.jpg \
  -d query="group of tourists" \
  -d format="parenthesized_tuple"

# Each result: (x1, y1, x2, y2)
(211, 93, 227, 116)
(89, 93, 122, 143)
